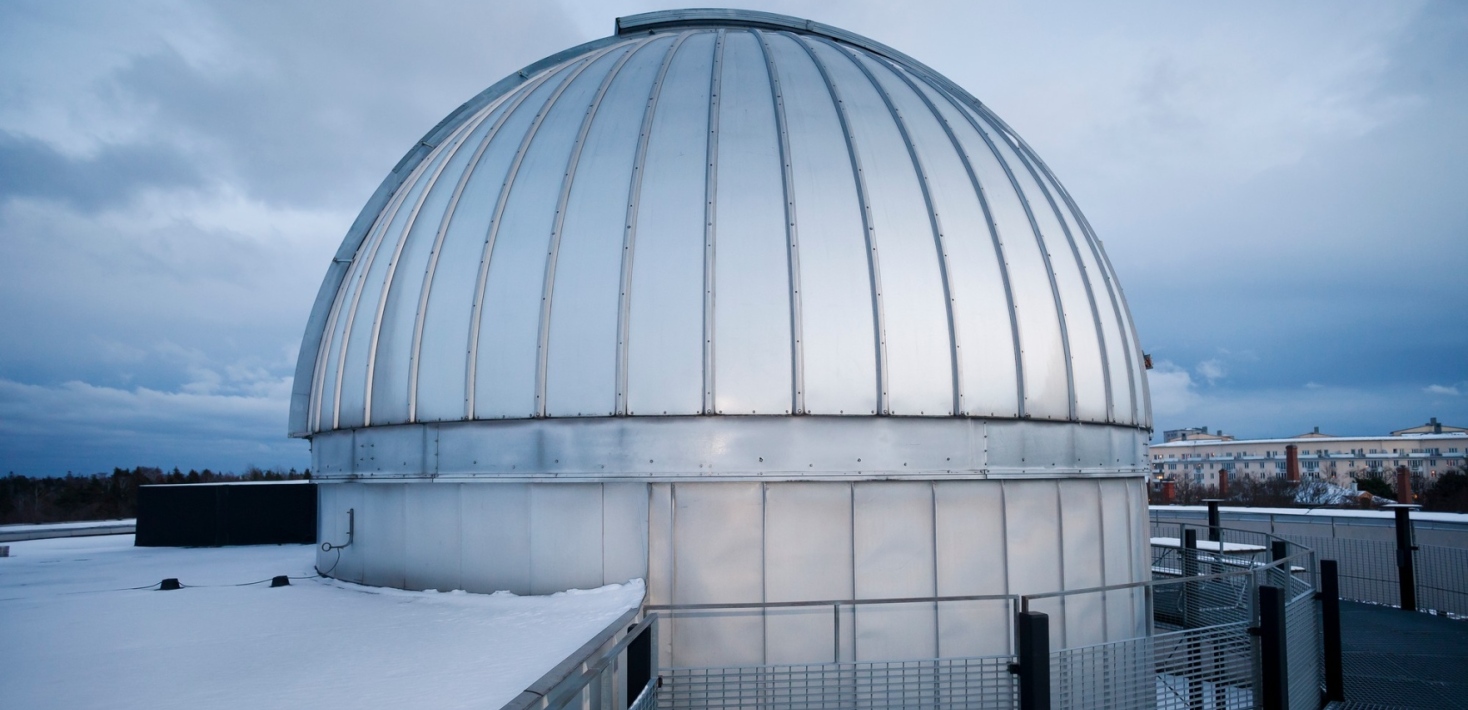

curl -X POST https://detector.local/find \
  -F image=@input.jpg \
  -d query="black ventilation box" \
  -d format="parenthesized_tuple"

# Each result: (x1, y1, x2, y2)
(135, 482, 316, 547)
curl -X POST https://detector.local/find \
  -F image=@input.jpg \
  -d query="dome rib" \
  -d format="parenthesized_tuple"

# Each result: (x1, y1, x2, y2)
(466, 48, 617, 420)
(870, 53, 1027, 419)
(290, 12, 1151, 437)
(782, 31, 889, 415)
(821, 36, 962, 417)
(752, 29, 805, 415)
(536, 36, 662, 419)
(616, 32, 695, 416)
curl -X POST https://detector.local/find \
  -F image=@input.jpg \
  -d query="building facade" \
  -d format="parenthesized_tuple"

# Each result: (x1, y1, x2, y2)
(1151, 422, 1467, 484)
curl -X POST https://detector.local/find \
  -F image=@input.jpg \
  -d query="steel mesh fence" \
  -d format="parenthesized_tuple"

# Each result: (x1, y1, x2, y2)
(630, 679, 660, 710)
(658, 656, 1017, 709)
(1050, 621, 1256, 710)
(1414, 543, 1468, 618)
(1284, 586, 1322, 710)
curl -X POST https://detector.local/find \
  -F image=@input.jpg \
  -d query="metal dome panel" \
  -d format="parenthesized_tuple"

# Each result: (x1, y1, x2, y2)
(290, 10, 1150, 436)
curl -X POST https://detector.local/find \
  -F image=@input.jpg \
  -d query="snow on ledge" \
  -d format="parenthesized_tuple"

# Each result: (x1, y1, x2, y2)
(0, 535, 644, 710)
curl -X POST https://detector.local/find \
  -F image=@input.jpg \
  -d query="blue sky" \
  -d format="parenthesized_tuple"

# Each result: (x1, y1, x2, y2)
(1, 0, 1465, 475)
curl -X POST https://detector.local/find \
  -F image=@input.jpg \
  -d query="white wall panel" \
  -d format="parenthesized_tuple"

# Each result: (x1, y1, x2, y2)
(935, 481, 1011, 657)
(764, 482, 853, 663)
(853, 482, 936, 661)
(358, 484, 407, 589)
(529, 483, 605, 594)
(404, 483, 462, 591)
(1059, 480, 1105, 648)
(602, 482, 650, 585)
(671, 482, 764, 666)
(460, 482, 530, 594)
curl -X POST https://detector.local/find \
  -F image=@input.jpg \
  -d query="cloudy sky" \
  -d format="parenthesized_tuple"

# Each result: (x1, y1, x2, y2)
(2, 0, 1464, 476)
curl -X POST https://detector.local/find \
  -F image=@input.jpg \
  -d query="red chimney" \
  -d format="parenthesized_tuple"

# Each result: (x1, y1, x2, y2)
(1217, 468, 1229, 499)
(1396, 466, 1412, 503)
(1286, 444, 1300, 483)
(1162, 479, 1176, 505)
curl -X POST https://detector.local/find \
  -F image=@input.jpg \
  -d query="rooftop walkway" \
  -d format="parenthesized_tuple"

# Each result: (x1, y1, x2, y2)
(1331, 601, 1468, 709)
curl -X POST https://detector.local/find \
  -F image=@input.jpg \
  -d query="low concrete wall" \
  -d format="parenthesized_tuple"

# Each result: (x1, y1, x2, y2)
(0, 520, 136, 542)
(1149, 506, 1468, 548)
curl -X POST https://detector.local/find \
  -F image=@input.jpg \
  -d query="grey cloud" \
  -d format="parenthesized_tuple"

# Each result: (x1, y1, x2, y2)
(0, 131, 201, 210)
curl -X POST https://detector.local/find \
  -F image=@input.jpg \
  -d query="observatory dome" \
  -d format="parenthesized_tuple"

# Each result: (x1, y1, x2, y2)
(289, 9, 1149, 439)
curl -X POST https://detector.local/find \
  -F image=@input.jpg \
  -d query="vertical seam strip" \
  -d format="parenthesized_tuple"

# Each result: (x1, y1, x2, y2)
(535, 38, 654, 417)
(753, 29, 805, 416)
(702, 31, 725, 414)
(363, 109, 491, 425)
(406, 74, 557, 424)
(465, 48, 618, 419)
(825, 38, 961, 416)
(329, 141, 443, 429)
(787, 32, 887, 415)
(616, 32, 693, 416)
(940, 96, 1077, 421)
(969, 107, 1143, 426)
(994, 123, 1114, 423)
(886, 61, 1026, 418)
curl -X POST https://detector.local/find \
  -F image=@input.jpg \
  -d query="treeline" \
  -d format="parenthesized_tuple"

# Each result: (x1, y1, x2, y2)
(0, 466, 310, 525)
(1150, 468, 1468, 513)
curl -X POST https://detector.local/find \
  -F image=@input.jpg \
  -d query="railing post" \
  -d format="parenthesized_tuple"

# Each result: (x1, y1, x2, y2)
(1016, 611, 1050, 710)
(1257, 584, 1289, 710)
(626, 615, 656, 708)
(1270, 540, 1290, 591)
(1183, 528, 1198, 628)
(1320, 560, 1345, 702)
(1386, 504, 1419, 611)
(1204, 498, 1222, 543)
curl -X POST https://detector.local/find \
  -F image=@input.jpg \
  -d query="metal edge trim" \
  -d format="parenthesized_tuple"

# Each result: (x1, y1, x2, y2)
(701, 31, 725, 414)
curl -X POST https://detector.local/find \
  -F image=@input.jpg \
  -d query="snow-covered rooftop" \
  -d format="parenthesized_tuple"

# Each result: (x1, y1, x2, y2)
(0, 535, 643, 710)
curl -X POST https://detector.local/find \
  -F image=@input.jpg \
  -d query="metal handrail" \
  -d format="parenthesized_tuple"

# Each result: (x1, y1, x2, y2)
(646, 591, 1019, 612)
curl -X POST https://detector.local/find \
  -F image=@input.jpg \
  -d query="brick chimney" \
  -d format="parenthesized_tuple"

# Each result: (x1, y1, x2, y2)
(1162, 479, 1176, 505)
(1396, 465, 1412, 503)
(1286, 444, 1300, 483)
(1217, 468, 1229, 499)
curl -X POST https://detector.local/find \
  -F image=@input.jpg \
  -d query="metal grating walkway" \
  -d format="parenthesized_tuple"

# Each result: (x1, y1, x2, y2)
(1338, 601, 1468, 709)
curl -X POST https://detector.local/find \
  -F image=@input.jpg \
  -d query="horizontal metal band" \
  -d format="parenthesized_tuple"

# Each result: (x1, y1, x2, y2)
(310, 415, 1147, 481)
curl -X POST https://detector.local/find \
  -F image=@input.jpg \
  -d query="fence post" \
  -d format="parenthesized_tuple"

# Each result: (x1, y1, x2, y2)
(1320, 560, 1345, 702)
(1257, 584, 1289, 710)
(1016, 611, 1050, 710)
(1386, 504, 1419, 612)
(1183, 528, 1198, 628)
(626, 615, 656, 708)
(1204, 498, 1222, 543)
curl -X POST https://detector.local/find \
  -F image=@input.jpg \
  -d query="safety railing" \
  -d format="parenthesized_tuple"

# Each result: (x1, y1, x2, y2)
(1021, 525, 1322, 710)
(646, 594, 1020, 710)
(518, 524, 1351, 709)
(1154, 503, 1468, 618)
(501, 607, 659, 710)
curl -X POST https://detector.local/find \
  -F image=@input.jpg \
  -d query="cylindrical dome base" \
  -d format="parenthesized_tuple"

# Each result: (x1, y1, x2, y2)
(316, 474, 1147, 665)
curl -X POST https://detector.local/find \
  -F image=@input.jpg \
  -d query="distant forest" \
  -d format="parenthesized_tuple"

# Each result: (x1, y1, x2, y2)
(0, 467, 310, 525)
